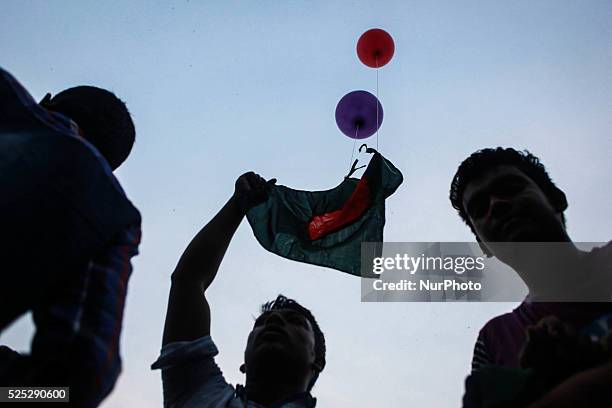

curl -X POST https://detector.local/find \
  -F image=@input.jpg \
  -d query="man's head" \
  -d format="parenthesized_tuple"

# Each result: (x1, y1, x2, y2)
(243, 295, 326, 392)
(450, 148, 569, 254)
(40, 86, 135, 170)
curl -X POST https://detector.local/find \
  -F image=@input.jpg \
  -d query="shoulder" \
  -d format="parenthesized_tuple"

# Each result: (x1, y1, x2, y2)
(475, 310, 519, 353)
(151, 336, 220, 370)
(471, 313, 515, 370)
(152, 336, 235, 408)
(474, 304, 530, 368)
(479, 307, 525, 339)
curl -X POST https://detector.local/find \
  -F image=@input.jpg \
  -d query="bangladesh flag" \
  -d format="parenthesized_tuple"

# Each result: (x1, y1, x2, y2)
(247, 148, 403, 277)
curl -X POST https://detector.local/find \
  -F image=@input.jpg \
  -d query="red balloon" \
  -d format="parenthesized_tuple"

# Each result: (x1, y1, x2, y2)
(357, 28, 395, 68)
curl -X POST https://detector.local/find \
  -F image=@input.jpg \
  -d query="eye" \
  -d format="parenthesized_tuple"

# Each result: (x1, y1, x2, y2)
(467, 196, 487, 219)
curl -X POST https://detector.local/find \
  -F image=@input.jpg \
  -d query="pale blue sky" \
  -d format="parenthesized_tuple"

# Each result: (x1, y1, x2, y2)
(2, 1, 611, 406)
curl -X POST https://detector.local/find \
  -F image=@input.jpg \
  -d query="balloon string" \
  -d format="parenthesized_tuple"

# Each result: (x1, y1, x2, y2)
(348, 125, 359, 173)
(376, 55, 379, 151)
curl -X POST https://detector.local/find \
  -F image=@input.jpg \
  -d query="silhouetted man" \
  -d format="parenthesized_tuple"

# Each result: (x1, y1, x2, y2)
(450, 147, 612, 406)
(0, 67, 141, 407)
(153, 172, 326, 407)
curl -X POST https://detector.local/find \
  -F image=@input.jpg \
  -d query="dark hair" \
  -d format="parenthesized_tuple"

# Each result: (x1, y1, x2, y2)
(450, 147, 567, 234)
(45, 86, 135, 170)
(261, 295, 326, 390)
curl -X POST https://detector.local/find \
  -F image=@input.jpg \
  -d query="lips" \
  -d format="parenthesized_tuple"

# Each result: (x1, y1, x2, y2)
(491, 213, 528, 240)
(497, 215, 536, 241)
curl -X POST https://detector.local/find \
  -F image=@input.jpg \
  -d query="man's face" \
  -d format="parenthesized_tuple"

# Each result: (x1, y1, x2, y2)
(462, 165, 565, 246)
(243, 308, 316, 381)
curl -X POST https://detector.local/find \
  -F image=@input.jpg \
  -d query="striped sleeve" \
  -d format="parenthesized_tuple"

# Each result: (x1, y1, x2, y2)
(74, 224, 141, 406)
(7, 224, 140, 407)
(471, 334, 491, 372)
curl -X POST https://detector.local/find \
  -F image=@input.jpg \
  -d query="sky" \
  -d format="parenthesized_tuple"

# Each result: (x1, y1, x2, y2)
(1, 1, 611, 406)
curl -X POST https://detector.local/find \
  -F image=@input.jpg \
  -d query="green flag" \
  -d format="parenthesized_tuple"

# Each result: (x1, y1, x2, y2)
(247, 149, 403, 276)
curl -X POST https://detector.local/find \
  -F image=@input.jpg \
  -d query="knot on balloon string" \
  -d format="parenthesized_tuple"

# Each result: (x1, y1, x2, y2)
(359, 143, 377, 155)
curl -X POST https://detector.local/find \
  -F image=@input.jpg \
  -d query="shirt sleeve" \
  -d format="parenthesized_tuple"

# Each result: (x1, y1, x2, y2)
(471, 332, 492, 372)
(28, 224, 141, 407)
(151, 336, 236, 408)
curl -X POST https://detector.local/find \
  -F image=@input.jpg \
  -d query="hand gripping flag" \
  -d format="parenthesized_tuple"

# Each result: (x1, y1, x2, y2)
(247, 147, 403, 277)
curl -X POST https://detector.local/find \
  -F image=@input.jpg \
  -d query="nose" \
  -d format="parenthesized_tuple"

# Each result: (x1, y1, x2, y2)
(487, 196, 511, 220)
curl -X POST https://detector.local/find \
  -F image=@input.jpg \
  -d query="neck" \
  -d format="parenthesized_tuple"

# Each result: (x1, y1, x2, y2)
(510, 241, 587, 300)
(245, 378, 309, 407)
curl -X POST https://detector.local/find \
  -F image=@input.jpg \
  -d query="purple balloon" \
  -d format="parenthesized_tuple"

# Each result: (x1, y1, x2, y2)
(335, 90, 383, 139)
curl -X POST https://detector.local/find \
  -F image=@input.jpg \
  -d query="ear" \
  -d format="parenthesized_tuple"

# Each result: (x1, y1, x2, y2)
(239, 363, 246, 374)
(553, 188, 568, 212)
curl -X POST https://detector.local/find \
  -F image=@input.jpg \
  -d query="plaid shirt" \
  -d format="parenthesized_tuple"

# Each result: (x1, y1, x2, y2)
(0, 67, 141, 407)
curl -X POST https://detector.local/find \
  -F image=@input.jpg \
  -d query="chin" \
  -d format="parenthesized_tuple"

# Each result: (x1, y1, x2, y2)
(506, 230, 542, 243)
(248, 349, 306, 381)
(508, 227, 565, 243)
(499, 219, 561, 242)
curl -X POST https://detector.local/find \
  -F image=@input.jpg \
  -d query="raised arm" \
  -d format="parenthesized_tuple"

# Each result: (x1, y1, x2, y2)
(161, 172, 275, 346)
